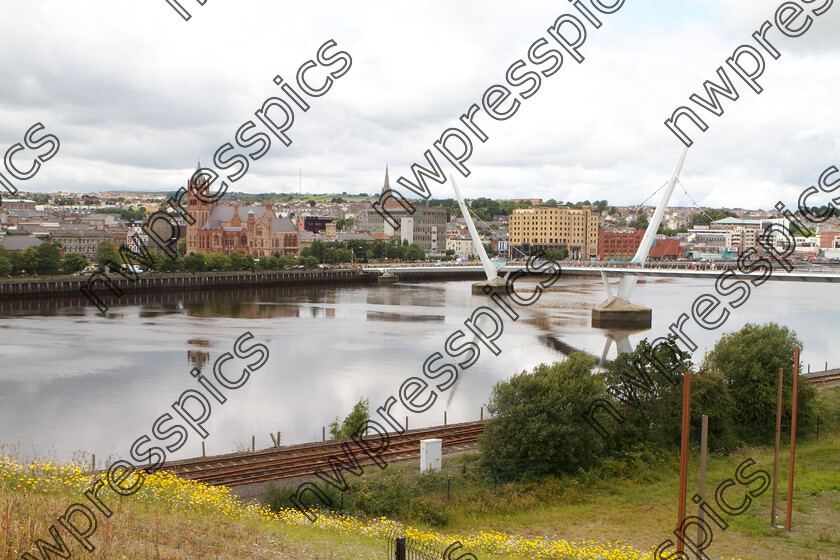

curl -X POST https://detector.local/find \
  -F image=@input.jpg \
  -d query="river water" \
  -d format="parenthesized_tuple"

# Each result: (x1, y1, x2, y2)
(0, 276, 836, 464)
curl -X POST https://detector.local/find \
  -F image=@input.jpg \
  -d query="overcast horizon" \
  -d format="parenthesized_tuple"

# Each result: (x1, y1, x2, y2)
(2, 0, 838, 211)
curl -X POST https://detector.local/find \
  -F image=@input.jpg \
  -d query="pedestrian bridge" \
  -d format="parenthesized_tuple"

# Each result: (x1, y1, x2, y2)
(361, 261, 840, 283)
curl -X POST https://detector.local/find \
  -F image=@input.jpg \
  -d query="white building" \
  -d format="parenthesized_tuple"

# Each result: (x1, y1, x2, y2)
(446, 237, 478, 259)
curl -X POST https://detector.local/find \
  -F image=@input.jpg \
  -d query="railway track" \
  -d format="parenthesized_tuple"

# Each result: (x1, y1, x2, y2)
(162, 421, 484, 487)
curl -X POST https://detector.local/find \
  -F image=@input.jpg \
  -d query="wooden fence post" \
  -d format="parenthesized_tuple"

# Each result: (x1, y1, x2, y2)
(771, 367, 783, 528)
(786, 348, 800, 531)
(697, 414, 708, 545)
(676, 371, 692, 556)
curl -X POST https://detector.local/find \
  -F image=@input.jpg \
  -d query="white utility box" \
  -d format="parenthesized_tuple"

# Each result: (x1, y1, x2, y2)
(420, 438, 442, 472)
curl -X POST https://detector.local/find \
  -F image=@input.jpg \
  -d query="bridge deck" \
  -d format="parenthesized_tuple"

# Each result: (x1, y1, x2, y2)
(361, 263, 840, 282)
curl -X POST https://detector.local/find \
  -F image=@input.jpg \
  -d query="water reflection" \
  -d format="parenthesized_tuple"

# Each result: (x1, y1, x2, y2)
(0, 277, 837, 463)
(187, 339, 211, 370)
(366, 312, 445, 322)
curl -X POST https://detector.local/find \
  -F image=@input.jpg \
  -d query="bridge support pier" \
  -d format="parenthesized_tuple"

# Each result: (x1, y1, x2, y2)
(591, 296, 651, 329)
(472, 275, 507, 295)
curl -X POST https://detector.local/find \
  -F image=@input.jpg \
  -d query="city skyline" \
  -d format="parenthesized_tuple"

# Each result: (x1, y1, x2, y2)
(0, 1, 838, 210)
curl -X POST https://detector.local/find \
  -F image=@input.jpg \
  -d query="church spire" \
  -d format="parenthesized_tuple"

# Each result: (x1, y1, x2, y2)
(382, 165, 391, 195)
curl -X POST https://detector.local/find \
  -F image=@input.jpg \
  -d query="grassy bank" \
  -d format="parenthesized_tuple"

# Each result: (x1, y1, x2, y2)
(3, 389, 838, 559)
(266, 387, 840, 560)
(0, 459, 387, 560)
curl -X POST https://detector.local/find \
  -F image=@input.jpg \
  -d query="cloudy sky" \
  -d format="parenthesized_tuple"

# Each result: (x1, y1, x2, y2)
(1, 0, 838, 210)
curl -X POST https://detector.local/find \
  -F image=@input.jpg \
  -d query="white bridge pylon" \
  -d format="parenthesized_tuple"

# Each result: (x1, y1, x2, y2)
(451, 174, 498, 282)
(604, 146, 689, 300)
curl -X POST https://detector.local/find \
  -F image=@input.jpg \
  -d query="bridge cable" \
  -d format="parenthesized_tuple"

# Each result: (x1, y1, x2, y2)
(677, 178, 717, 225)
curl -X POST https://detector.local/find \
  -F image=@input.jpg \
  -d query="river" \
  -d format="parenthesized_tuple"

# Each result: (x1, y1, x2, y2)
(0, 276, 836, 464)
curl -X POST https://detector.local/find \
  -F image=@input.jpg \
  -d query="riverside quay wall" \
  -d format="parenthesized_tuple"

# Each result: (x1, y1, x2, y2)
(0, 267, 488, 304)
(0, 269, 367, 302)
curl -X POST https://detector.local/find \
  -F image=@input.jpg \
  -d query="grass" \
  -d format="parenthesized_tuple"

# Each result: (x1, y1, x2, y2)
(0, 458, 383, 560)
(266, 414, 840, 559)
(3, 389, 839, 560)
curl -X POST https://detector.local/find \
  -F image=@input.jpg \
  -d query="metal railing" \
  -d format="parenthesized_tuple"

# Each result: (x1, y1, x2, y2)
(385, 534, 477, 560)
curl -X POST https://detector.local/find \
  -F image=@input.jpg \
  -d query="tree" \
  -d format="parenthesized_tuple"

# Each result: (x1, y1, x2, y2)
(703, 323, 817, 442)
(544, 199, 558, 207)
(542, 248, 568, 261)
(138, 250, 167, 272)
(336, 218, 356, 231)
(158, 253, 183, 272)
(308, 240, 325, 262)
(630, 212, 649, 230)
(228, 252, 254, 271)
(17, 247, 41, 274)
(479, 352, 608, 475)
(301, 256, 319, 269)
(61, 253, 88, 274)
(308, 199, 317, 207)
(257, 256, 277, 270)
(601, 337, 693, 452)
(0, 256, 11, 276)
(329, 398, 370, 440)
(404, 244, 425, 262)
(690, 209, 737, 227)
(206, 252, 230, 271)
(183, 252, 207, 273)
(95, 240, 120, 268)
(36, 242, 62, 275)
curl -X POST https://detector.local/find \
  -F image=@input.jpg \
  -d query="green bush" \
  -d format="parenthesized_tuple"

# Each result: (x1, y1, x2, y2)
(479, 352, 608, 475)
(703, 322, 817, 444)
(183, 252, 207, 273)
(328, 398, 370, 440)
(60, 253, 88, 274)
(814, 387, 840, 435)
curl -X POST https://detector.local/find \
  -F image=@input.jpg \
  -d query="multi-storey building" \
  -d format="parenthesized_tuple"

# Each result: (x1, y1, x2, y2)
(51, 228, 111, 259)
(508, 205, 599, 259)
(597, 229, 683, 260)
(709, 217, 788, 250)
(819, 230, 840, 249)
(0, 199, 36, 210)
(447, 237, 479, 259)
(367, 167, 447, 255)
(185, 166, 300, 258)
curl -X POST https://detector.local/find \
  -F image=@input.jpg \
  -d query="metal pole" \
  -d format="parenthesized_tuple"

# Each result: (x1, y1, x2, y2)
(697, 414, 708, 545)
(395, 536, 406, 560)
(786, 348, 800, 531)
(676, 370, 691, 555)
(772, 367, 783, 528)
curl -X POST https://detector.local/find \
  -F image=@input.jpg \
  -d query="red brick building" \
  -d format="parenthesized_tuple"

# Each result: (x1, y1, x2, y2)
(597, 229, 683, 260)
(185, 168, 300, 258)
